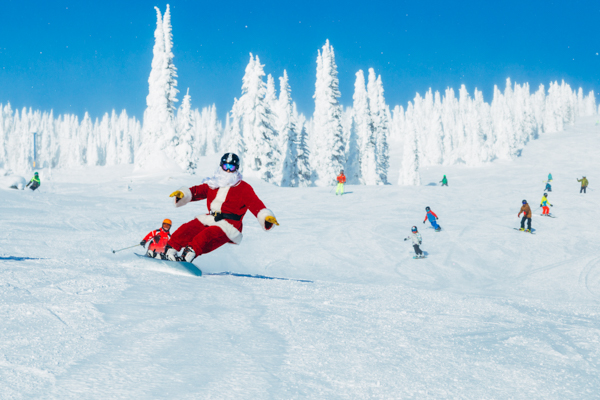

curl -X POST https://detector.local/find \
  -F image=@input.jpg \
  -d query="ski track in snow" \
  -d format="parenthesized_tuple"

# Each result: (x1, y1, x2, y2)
(1, 118, 600, 398)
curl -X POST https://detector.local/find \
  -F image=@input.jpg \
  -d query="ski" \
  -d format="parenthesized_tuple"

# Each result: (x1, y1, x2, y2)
(413, 256, 427, 259)
(539, 214, 556, 218)
(135, 253, 202, 276)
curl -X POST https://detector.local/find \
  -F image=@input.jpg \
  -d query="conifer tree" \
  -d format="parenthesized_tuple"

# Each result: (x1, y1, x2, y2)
(311, 40, 345, 186)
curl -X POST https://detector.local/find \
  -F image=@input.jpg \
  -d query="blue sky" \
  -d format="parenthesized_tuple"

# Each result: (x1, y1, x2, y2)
(1, 0, 599, 120)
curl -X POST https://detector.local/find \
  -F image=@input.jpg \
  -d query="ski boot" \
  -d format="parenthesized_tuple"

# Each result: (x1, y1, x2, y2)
(147, 249, 156, 258)
(165, 245, 180, 262)
(180, 247, 196, 263)
(519, 228, 525, 231)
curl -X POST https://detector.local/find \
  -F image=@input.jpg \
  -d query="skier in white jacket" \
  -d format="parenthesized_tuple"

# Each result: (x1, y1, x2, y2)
(404, 226, 424, 258)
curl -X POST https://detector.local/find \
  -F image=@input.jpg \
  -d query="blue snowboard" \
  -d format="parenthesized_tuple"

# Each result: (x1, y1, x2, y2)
(135, 253, 202, 276)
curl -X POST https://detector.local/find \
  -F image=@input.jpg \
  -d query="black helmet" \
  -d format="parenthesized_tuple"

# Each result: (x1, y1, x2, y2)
(522, 200, 527, 204)
(544, 193, 547, 197)
(220, 153, 240, 171)
(425, 206, 430, 211)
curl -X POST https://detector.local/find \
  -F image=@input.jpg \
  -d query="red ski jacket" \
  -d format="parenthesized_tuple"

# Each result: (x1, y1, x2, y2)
(143, 228, 171, 253)
(174, 180, 275, 245)
(423, 210, 438, 222)
(337, 174, 346, 183)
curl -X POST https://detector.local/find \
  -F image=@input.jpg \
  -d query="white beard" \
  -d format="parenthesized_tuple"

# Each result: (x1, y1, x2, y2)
(202, 167, 243, 189)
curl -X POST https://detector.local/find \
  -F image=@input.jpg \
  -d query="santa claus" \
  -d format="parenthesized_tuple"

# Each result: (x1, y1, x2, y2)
(164, 153, 279, 262)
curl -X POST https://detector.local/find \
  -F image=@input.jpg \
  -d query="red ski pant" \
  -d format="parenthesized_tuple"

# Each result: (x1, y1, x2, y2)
(167, 218, 231, 256)
(542, 206, 550, 215)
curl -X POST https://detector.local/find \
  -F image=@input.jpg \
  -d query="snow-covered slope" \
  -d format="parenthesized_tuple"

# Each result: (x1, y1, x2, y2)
(1, 118, 599, 399)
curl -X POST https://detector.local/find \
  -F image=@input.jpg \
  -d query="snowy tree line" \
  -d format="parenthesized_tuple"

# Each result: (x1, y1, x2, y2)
(1, 4, 597, 187)
(393, 79, 598, 185)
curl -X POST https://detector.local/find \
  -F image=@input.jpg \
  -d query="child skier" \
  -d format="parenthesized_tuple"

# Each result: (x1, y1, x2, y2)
(440, 175, 448, 186)
(518, 200, 533, 232)
(140, 219, 172, 258)
(404, 226, 424, 258)
(577, 176, 588, 193)
(545, 182, 552, 192)
(165, 153, 279, 263)
(423, 206, 441, 231)
(25, 172, 40, 191)
(540, 193, 553, 216)
(336, 170, 346, 195)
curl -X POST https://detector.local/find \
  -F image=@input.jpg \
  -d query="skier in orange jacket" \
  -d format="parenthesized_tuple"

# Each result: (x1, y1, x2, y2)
(336, 170, 346, 196)
(141, 219, 172, 258)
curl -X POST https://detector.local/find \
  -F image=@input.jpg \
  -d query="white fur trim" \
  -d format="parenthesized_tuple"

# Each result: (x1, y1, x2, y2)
(210, 187, 230, 213)
(256, 208, 275, 231)
(174, 186, 193, 208)
(196, 214, 243, 245)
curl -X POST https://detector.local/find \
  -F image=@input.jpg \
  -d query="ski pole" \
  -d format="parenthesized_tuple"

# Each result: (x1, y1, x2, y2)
(112, 244, 141, 253)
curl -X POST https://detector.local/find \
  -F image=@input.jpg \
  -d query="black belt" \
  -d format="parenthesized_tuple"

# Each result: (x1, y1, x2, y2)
(210, 211, 242, 222)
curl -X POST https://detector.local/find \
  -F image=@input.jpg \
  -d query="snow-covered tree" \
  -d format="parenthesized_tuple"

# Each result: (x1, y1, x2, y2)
(294, 105, 312, 187)
(276, 70, 297, 186)
(367, 70, 390, 184)
(175, 88, 196, 172)
(352, 70, 377, 184)
(137, 5, 180, 172)
(225, 54, 279, 183)
(311, 40, 345, 186)
(398, 104, 420, 186)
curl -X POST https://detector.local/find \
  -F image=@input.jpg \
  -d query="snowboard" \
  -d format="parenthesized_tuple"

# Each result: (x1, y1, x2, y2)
(135, 253, 202, 276)
(513, 228, 536, 234)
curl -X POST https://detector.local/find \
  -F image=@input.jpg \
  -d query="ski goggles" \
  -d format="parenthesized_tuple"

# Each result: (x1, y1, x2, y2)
(221, 163, 237, 172)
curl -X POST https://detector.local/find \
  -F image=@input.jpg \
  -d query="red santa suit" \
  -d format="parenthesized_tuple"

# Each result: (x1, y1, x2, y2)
(167, 179, 275, 256)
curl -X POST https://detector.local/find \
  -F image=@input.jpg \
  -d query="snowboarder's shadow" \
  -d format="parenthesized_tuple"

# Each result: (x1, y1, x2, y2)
(426, 182, 438, 186)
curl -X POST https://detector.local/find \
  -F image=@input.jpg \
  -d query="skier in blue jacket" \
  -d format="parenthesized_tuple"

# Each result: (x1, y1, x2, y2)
(423, 206, 442, 231)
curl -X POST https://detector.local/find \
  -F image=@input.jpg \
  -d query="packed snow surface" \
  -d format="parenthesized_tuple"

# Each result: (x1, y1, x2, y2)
(1, 118, 600, 399)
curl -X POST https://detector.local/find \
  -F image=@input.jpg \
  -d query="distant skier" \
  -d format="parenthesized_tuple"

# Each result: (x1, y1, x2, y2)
(440, 175, 448, 186)
(423, 206, 441, 231)
(140, 219, 172, 258)
(540, 193, 553, 216)
(336, 170, 346, 196)
(518, 200, 533, 232)
(404, 226, 424, 258)
(544, 182, 552, 192)
(577, 176, 588, 193)
(547, 173, 553, 182)
(25, 172, 40, 191)
(164, 153, 279, 263)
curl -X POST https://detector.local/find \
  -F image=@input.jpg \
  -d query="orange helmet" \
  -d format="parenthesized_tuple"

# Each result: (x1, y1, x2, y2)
(163, 219, 172, 225)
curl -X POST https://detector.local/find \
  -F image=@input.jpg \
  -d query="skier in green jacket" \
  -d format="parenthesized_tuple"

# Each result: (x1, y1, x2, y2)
(440, 175, 448, 186)
(25, 172, 40, 191)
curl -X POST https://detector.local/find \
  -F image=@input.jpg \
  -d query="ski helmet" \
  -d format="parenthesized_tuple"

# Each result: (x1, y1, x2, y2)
(425, 206, 430, 211)
(543, 193, 547, 197)
(34, 172, 39, 176)
(220, 153, 240, 172)
(163, 219, 172, 225)
(522, 200, 527, 204)
(411, 226, 418, 232)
